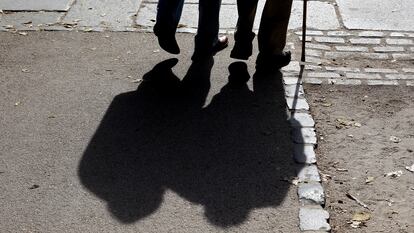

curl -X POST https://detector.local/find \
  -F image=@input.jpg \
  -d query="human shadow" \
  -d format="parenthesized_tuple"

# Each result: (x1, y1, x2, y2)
(78, 59, 301, 227)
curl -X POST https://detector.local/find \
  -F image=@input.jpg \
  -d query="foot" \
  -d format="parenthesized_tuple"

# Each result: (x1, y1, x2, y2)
(230, 33, 255, 60)
(191, 36, 228, 61)
(212, 35, 229, 55)
(154, 24, 180, 54)
(256, 51, 291, 72)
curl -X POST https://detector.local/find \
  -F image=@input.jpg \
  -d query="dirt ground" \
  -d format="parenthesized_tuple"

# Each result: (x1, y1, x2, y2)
(304, 84, 414, 233)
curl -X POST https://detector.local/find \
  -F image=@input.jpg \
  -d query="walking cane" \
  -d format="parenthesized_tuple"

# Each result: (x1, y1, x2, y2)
(291, 0, 308, 117)
(300, 0, 308, 63)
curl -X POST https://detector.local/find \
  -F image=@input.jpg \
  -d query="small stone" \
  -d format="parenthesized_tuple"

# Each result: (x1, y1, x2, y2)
(298, 183, 325, 204)
(346, 73, 382, 79)
(365, 68, 398, 73)
(367, 80, 399, 86)
(314, 36, 345, 44)
(392, 54, 413, 61)
(373, 46, 405, 52)
(292, 128, 317, 144)
(289, 112, 315, 127)
(306, 43, 331, 50)
(327, 31, 352, 36)
(335, 46, 368, 52)
(294, 144, 317, 164)
(385, 74, 414, 80)
(297, 165, 321, 182)
(284, 84, 304, 98)
(386, 38, 413, 45)
(304, 78, 324, 85)
(328, 79, 362, 85)
(307, 72, 341, 78)
(350, 38, 381, 45)
(286, 97, 310, 110)
(299, 207, 331, 231)
(358, 31, 384, 37)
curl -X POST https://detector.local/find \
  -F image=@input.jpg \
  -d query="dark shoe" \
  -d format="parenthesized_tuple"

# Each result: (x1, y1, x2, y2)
(154, 24, 180, 54)
(212, 35, 229, 55)
(191, 36, 228, 61)
(230, 32, 255, 60)
(256, 51, 291, 72)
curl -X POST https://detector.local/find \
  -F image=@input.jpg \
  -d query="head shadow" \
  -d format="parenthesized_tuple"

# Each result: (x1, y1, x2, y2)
(78, 59, 303, 227)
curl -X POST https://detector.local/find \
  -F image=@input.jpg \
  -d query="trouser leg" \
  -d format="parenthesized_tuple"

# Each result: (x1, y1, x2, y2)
(194, 0, 222, 53)
(155, 0, 185, 34)
(234, 0, 259, 41)
(258, 0, 293, 55)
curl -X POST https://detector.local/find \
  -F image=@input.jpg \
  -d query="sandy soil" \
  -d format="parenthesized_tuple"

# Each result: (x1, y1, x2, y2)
(304, 84, 414, 233)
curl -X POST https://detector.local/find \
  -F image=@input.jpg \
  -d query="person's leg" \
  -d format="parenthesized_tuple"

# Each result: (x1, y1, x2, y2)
(230, 0, 259, 60)
(258, 0, 293, 55)
(256, 0, 293, 70)
(192, 0, 226, 60)
(154, 0, 185, 54)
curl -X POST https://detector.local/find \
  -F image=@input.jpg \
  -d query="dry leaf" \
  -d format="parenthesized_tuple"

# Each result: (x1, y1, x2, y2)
(405, 164, 414, 172)
(384, 170, 403, 178)
(352, 212, 371, 222)
(389, 136, 401, 143)
(131, 78, 143, 83)
(365, 176, 375, 184)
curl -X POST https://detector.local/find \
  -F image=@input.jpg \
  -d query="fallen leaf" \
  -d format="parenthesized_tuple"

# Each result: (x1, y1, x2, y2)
(352, 212, 371, 221)
(131, 78, 143, 83)
(389, 136, 401, 143)
(405, 164, 414, 172)
(384, 170, 403, 178)
(29, 184, 39, 189)
(336, 168, 348, 172)
(365, 176, 375, 184)
(21, 68, 29, 73)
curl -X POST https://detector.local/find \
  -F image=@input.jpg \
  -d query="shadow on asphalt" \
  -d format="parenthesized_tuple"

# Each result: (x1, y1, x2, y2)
(79, 58, 303, 227)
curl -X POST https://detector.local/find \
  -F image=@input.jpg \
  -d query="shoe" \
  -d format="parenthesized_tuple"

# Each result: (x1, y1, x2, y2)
(230, 32, 255, 60)
(256, 51, 291, 72)
(191, 36, 228, 61)
(212, 35, 229, 55)
(154, 24, 180, 54)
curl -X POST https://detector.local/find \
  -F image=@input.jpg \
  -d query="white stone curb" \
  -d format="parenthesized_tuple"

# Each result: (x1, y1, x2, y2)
(283, 63, 331, 232)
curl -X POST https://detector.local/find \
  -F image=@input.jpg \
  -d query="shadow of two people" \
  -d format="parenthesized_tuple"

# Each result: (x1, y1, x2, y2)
(78, 58, 301, 227)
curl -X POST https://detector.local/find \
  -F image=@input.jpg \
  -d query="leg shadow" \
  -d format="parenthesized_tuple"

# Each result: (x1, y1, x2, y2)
(78, 60, 302, 227)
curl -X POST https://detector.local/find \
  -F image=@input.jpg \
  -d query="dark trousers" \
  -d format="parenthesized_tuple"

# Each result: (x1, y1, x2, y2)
(235, 0, 293, 55)
(155, 0, 222, 53)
